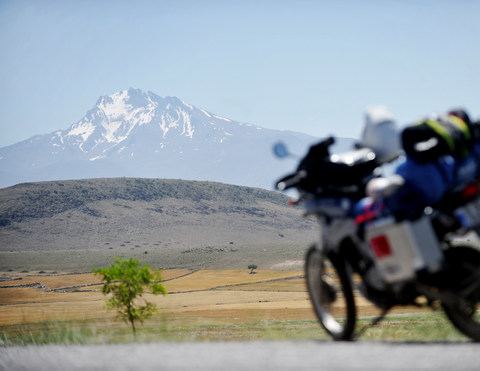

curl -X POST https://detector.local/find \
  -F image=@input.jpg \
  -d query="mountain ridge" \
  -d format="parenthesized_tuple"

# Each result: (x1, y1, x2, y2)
(0, 88, 355, 189)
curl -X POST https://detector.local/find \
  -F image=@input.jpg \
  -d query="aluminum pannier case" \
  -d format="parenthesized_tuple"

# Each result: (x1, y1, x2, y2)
(365, 216, 444, 284)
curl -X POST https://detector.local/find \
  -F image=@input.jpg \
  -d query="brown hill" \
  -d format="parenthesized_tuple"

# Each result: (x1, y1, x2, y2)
(0, 178, 317, 252)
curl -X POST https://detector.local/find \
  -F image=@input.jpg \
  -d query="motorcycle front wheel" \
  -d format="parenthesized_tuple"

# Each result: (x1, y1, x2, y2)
(442, 244, 480, 341)
(305, 244, 356, 341)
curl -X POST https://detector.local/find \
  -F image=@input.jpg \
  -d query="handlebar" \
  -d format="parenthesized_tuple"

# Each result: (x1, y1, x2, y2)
(276, 170, 307, 190)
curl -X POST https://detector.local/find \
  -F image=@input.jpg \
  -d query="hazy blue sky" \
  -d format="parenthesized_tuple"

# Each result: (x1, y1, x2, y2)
(1, 0, 479, 148)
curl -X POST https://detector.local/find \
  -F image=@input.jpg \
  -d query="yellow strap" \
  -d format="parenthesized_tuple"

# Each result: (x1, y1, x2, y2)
(424, 120, 455, 153)
(449, 115, 471, 141)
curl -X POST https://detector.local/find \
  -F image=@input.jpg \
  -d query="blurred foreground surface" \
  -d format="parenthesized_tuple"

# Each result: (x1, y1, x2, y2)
(1, 341, 479, 371)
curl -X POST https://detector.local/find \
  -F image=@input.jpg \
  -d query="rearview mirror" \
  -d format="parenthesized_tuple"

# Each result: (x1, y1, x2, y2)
(273, 142, 289, 158)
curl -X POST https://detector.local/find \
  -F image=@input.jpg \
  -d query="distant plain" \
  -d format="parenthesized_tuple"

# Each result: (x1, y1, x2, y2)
(0, 178, 476, 343)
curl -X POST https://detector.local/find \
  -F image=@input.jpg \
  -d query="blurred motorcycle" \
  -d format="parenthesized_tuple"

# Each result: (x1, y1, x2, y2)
(274, 137, 480, 341)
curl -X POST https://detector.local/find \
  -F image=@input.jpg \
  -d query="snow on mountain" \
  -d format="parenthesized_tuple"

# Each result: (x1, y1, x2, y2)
(0, 88, 355, 189)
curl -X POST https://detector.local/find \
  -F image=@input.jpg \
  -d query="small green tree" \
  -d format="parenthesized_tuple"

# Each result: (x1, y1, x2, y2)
(92, 257, 167, 337)
(248, 264, 258, 274)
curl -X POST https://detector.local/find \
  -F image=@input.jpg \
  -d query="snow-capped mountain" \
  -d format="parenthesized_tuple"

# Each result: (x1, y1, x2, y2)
(0, 88, 355, 189)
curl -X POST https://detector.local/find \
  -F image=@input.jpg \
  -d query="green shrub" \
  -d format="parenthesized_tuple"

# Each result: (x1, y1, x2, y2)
(92, 257, 167, 337)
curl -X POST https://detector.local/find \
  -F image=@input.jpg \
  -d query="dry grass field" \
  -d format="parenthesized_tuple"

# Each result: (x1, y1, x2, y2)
(0, 269, 190, 289)
(2, 245, 475, 343)
(1, 267, 469, 344)
(0, 268, 428, 329)
(0, 270, 309, 325)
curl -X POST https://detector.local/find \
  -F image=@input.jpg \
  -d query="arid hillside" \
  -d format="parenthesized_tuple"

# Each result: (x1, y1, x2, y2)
(0, 178, 317, 252)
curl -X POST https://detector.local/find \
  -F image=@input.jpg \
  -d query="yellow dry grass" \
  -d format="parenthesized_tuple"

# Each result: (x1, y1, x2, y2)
(226, 279, 307, 292)
(158, 269, 192, 280)
(1, 273, 102, 289)
(156, 290, 310, 312)
(0, 269, 429, 327)
(0, 288, 103, 305)
(0, 299, 108, 325)
(0, 269, 191, 290)
(163, 270, 302, 292)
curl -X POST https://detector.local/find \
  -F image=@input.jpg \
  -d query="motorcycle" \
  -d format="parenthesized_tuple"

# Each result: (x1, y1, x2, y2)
(274, 137, 480, 341)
